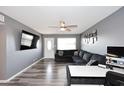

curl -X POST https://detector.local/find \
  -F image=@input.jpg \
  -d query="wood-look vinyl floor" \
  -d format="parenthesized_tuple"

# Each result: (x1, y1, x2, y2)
(0, 58, 70, 86)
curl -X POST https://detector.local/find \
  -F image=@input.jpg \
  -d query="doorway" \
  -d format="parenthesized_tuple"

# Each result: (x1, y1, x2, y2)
(44, 38, 55, 58)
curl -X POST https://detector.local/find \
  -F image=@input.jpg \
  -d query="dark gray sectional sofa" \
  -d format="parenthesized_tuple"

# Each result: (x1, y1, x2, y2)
(72, 50, 106, 65)
(55, 49, 106, 65)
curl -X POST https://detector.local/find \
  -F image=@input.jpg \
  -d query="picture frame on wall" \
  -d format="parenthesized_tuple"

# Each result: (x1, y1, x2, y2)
(83, 29, 97, 44)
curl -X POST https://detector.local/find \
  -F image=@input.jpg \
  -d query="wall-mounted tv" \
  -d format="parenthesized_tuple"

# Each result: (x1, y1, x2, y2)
(107, 46, 124, 58)
(20, 30, 39, 50)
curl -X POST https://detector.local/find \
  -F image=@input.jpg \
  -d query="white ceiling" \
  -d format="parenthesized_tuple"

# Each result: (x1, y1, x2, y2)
(0, 6, 121, 34)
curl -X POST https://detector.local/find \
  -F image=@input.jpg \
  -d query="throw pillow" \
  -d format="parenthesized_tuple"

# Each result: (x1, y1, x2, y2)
(79, 51, 83, 57)
(83, 52, 92, 62)
(86, 60, 98, 66)
(74, 51, 78, 56)
(58, 51, 64, 56)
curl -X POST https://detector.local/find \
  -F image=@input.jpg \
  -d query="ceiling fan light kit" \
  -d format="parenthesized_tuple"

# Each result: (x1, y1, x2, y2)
(60, 27, 66, 31)
(60, 21, 65, 27)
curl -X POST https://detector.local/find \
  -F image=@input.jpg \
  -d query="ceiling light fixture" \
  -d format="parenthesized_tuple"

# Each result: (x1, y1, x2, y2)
(60, 27, 66, 31)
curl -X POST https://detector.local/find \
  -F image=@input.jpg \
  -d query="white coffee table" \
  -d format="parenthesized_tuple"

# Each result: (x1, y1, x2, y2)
(66, 65, 110, 86)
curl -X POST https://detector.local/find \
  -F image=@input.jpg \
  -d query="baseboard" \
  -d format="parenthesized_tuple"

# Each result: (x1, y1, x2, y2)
(0, 57, 45, 83)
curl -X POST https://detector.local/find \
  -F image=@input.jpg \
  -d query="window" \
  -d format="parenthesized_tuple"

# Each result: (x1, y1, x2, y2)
(47, 40, 52, 50)
(57, 38, 76, 50)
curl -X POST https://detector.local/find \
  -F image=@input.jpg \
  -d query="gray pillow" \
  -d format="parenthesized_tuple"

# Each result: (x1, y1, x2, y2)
(83, 53, 92, 62)
(86, 60, 97, 66)
(58, 51, 63, 56)
(79, 51, 83, 57)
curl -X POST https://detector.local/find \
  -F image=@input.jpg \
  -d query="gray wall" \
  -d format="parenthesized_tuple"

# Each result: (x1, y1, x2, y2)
(0, 25, 6, 80)
(0, 12, 43, 79)
(43, 34, 81, 56)
(81, 7, 124, 55)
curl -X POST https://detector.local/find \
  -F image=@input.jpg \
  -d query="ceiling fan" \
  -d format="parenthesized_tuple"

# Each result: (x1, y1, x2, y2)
(48, 21, 77, 31)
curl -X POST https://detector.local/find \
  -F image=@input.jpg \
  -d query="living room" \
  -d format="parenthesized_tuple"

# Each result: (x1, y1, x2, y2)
(0, 0, 124, 92)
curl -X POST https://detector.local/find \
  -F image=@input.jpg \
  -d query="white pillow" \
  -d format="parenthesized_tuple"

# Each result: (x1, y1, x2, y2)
(74, 51, 78, 56)
(58, 51, 63, 56)
(98, 64, 106, 68)
(86, 60, 97, 66)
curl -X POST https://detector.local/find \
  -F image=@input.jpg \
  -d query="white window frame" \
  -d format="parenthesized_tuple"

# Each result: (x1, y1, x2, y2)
(57, 38, 76, 50)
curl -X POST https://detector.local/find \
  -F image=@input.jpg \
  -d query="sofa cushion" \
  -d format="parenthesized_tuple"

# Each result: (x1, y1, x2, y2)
(79, 50, 86, 57)
(72, 56, 82, 63)
(82, 52, 92, 62)
(72, 56, 87, 65)
(79, 51, 83, 57)
(90, 54, 106, 65)
(72, 56, 81, 60)
(55, 50, 78, 62)
(63, 50, 78, 56)
(75, 59, 87, 65)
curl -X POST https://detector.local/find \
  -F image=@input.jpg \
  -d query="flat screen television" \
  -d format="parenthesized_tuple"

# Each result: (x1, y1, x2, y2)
(20, 30, 39, 50)
(107, 46, 124, 58)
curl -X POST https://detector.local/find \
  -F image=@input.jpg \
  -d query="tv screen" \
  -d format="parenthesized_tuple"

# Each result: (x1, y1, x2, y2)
(107, 46, 124, 57)
(20, 30, 39, 50)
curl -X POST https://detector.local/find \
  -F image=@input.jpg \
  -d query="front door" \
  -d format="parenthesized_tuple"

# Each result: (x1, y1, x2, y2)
(44, 38, 55, 58)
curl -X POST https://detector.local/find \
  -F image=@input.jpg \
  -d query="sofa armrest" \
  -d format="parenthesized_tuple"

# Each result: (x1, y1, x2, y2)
(104, 71, 124, 86)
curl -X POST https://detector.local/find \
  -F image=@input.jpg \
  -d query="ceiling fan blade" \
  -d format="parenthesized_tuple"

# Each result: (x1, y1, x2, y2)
(48, 26, 59, 28)
(66, 25, 78, 28)
(66, 28, 71, 31)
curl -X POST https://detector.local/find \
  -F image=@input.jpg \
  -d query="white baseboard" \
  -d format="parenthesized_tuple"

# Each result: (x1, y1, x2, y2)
(0, 57, 45, 83)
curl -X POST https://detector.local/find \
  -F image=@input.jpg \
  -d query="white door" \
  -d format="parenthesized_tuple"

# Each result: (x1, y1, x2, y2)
(44, 38, 55, 58)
